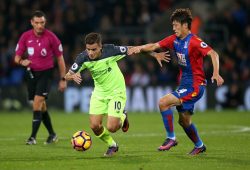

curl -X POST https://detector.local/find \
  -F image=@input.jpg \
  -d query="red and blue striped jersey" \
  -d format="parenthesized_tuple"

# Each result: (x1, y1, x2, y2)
(158, 33, 212, 87)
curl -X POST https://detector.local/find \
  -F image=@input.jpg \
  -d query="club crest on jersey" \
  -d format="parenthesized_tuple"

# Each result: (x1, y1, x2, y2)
(59, 44, 63, 52)
(200, 42, 208, 48)
(41, 48, 47, 56)
(28, 47, 34, 55)
(184, 41, 188, 48)
(119, 46, 126, 53)
(71, 63, 78, 70)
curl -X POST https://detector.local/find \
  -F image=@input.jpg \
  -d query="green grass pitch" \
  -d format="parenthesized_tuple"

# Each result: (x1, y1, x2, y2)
(0, 110, 250, 170)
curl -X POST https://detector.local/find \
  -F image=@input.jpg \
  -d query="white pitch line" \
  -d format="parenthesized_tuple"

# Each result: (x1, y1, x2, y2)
(231, 127, 250, 133)
(0, 126, 249, 141)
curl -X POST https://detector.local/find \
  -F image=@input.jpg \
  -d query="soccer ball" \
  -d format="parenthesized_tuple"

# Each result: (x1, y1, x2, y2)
(71, 131, 92, 151)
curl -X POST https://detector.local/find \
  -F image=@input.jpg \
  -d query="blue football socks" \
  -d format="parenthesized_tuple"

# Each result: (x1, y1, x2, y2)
(183, 123, 203, 148)
(161, 109, 175, 139)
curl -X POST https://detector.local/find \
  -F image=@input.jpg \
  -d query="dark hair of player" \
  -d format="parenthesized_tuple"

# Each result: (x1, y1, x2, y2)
(31, 10, 46, 19)
(170, 8, 193, 29)
(85, 32, 102, 45)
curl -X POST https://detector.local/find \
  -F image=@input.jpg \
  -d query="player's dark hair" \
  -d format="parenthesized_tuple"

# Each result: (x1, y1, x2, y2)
(85, 32, 102, 45)
(31, 10, 46, 19)
(171, 8, 193, 29)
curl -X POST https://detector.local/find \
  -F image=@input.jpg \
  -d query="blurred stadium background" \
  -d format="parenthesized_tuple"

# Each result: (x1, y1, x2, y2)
(0, 0, 249, 112)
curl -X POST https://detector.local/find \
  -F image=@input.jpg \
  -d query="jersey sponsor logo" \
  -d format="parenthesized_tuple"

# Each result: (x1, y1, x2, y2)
(41, 48, 47, 56)
(28, 40, 33, 43)
(28, 47, 34, 55)
(59, 44, 63, 52)
(176, 52, 187, 66)
(200, 42, 208, 48)
(15, 44, 19, 51)
(119, 46, 126, 53)
(92, 67, 112, 77)
(71, 63, 78, 70)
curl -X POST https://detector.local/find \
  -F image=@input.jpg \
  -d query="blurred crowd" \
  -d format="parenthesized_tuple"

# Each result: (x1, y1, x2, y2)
(0, 0, 249, 92)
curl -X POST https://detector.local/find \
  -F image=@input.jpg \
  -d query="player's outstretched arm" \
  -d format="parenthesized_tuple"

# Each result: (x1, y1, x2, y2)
(128, 43, 161, 55)
(65, 70, 82, 85)
(207, 49, 224, 86)
(127, 46, 170, 67)
(150, 51, 171, 67)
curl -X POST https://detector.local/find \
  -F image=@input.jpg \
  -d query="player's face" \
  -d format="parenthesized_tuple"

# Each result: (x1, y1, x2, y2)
(172, 21, 189, 39)
(31, 16, 46, 35)
(86, 43, 102, 59)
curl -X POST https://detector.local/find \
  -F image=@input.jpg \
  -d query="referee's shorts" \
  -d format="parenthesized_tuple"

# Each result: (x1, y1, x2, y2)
(26, 68, 53, 100)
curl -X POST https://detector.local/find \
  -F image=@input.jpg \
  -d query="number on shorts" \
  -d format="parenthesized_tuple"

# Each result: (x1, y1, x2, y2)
(177, 89, 187, 94)
(114, 101, 121, 110)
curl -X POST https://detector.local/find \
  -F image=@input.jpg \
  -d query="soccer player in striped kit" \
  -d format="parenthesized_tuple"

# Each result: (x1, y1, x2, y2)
(14, 11, 67, 145)
(128, 8, 224, 155)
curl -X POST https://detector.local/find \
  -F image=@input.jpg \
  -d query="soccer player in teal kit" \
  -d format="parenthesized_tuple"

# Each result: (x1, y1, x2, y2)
(65, 32, 169, 156)
(129, 8, 224, 155)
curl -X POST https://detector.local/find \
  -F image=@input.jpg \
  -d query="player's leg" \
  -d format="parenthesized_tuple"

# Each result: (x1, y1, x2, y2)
(89, 94, 117, 156)
(26, 72, 40, 145)
(26, 95, 44, 145)
(90, 114, 118, 156)
(178, 111, 206, 155)
(178, 110, 204, 146)
(102, 93, 127, 156)
(158, 93, 180, 151)
(177, 85, 206, 155)
(42, 101, 57, 144)
(91, 115, 117, 147)
(35, 69, 57, 144)
(106, 116, 121, 133)
(107, 92, 127, 133)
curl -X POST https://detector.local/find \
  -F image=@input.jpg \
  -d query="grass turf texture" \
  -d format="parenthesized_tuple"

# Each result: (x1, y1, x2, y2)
(0, 110, 250, 170)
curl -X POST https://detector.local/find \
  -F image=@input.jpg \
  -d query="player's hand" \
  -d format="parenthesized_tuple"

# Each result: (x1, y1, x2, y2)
(154, 51, 171, 67)
(20, 59, 32, 67)
(128, 46, 142, 55)
(58, 79, 67, 92)
(72, 72, 82, 85)
(211, 74, 224, 86)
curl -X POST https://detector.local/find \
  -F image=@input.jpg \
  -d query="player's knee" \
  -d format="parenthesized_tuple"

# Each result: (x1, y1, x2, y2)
(158, 98, 169, 110)
(33, 97, 45, 110)
(107, 125, 119, 133)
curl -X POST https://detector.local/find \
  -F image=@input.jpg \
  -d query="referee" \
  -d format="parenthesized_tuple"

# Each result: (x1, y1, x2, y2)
(14, 10, 67, 145)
